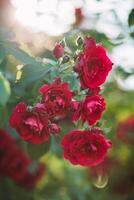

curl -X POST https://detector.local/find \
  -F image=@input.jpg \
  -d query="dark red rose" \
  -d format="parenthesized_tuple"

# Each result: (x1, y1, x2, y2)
(74, 37, 112, 89)
(53, 44, 64, 59)
(1, 147, 31, 181)
(9, 102, 51, 144)
(117, 115, 134, 144)
(39, 79, 72, 119)
(18, 163, 45, 189)
(0, 129, 15, 157)
(61, 128, 112, 167)
(0, 129, 15, 176)
(0, 129, 45, 189)
(72, 95, 106, 125)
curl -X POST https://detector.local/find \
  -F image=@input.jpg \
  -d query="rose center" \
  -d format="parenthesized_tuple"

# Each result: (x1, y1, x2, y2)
(86, 101, 101, 114)
(24, 117, 43, 132)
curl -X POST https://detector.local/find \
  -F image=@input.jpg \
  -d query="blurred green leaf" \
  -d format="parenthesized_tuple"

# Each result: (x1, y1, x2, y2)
(0, 72, 11, 105)
(2, 43, 36, 65)
(19, 63, 53, 86)
(0, 45, 6, 63)
(128, 9, 134, 26)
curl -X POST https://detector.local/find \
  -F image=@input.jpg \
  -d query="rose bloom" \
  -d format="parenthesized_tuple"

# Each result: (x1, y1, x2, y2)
(0, 129, 15, 155)
(9, 102, 52, 144)
(61, 128, 112, 167)
(39, 78, 72, 119)
(53, 44, 64, 59)
(0, 129, 15, 176)
(117, 115, 134, 144)
(74, 37, 113, 89)
(72, 95, 106, 125)
(1, 147, 31, 182)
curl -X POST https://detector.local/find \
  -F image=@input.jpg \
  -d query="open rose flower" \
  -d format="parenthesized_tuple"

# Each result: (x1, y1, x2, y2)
(39, 78, 72, 119)
(0, 129, 45, 188)
(0, 129, 15, 176)
(72, 95, 106, 125)
(117, 115, 134, 144)
(61, 128, 112, 167)
(74, 37, 112, 89)
(0, 130, 31, 181)
(1, 148, 31, 182)
(9, 102, 60, 144)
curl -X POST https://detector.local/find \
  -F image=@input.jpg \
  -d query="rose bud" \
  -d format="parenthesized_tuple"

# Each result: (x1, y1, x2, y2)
(53, 44, 64, 59)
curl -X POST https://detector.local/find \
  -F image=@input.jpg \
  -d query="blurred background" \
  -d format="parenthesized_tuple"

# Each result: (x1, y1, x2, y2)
(0, 0, 134, 200)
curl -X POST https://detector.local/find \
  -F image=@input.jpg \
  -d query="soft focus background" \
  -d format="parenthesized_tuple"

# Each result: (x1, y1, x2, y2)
(0, 0, 134, 199)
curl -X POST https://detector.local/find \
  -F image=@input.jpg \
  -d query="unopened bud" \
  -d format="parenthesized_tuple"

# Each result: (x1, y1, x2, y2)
(53, 44, 64, 59)
(49, 123, 61, 135)
(62, 55, 70, 64)
(76, 36, 83, 46)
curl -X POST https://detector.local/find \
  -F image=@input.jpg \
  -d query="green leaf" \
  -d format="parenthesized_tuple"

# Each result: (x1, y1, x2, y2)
(20, 63, 53, 86)
(3, 44, 36, 65)
(0, 45, 6, 63)
(0, 72, 11, 105)
(128, 9, 134, 26)
(62, 73, 80, 91)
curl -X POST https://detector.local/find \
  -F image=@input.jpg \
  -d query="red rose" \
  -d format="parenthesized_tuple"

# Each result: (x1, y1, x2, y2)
(84, 37, 96, 49)
(53, 44, 64, 59)
(0, 129, 15, 176)
(117, 115, 134, 144)
(9, 102, 50, 144)
(61, 128, 112, 167)
(72, 95, 106, 125)
(0, 129, 15, 156)
(74, 37, 112, 89)
(0, 129, 45, 188)
(1, 148, 31, 181)
(39, 79, 72, 119)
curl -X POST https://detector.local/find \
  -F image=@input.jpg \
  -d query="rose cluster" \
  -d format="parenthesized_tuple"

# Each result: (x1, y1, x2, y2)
(61, 37, 113, 166)
(9, 78, 72, 144)
(9, 36, 112, 167)
(0, 129, 45, 189)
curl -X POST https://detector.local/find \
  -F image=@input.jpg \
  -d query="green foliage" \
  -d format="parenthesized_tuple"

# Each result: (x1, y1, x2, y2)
(0, 72, 11, 105)
(128, 9, 134, 27)
(20, 63, 53, 85)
